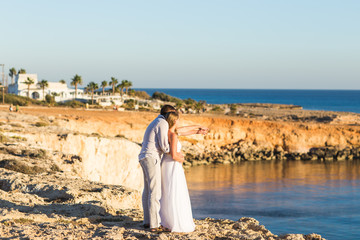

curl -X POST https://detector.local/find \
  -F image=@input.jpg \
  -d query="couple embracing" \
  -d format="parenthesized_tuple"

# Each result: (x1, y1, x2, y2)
(138, 105, 208, 233)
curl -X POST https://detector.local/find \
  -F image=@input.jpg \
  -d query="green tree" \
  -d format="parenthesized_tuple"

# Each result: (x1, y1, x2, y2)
(123, 80, 132, 95)
(109, 77, 118, 96)
(70, 74, 83, 99)
(23, 77, 34, 98)
(87, 82, 99, 104)
(45, 94, 55, 104)
(8, 67, 17, 84)
(230, 104, 237, 115)
(18, 68, 26, 74)
(38, 79, 49, 101)
(59, 79, 66, 84)
(83, 87, 90, 95)
(118, 80, 126, 96)
(101, 80, 108, 95)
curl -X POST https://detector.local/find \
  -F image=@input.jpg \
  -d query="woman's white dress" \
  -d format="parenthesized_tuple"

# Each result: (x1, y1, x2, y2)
(160, 141, 195, 232)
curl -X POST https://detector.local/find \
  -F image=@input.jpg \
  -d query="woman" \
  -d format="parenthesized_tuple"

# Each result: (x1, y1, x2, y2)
(159, 112, 196, 232)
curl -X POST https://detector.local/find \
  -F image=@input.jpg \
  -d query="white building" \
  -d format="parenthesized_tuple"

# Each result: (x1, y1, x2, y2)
(8, 74, 84, 102)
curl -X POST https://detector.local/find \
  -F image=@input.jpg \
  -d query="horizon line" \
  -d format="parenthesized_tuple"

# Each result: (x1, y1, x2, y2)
(133, 88, 360, 91)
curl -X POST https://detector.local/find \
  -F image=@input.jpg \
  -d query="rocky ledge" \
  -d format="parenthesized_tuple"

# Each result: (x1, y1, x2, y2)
(184, 139, 360, 166)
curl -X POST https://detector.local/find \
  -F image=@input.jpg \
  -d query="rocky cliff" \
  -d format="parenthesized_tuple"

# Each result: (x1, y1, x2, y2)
(18, 107, 360, 155)
(0, 106, 342, 239)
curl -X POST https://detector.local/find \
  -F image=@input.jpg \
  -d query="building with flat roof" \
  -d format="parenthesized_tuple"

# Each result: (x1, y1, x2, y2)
(8, 74, 84, 102)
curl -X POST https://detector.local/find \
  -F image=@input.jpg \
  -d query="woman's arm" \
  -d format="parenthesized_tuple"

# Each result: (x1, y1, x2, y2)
(169, 132, 185, 163)
(177, 125, 209, 136)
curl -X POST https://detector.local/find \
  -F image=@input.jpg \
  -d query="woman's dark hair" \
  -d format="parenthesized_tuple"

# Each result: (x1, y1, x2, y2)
(160, 105, 176, 116)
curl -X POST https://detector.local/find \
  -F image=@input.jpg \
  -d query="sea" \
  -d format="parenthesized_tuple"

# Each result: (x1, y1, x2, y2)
(136, 89, 360, 113)
(137, 89, 360, 240)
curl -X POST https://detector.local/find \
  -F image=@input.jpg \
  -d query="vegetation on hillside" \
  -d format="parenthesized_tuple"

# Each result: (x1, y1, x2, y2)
(151, 91, 206, 112)
(128, 90, 150, 99)
(1, 94, 45, 106)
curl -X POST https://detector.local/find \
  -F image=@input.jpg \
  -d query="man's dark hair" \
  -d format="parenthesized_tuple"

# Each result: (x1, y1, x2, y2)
(160, 105, 176, 116)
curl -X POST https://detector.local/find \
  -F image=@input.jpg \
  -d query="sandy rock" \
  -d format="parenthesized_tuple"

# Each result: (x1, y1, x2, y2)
(280, 234, 305, 240)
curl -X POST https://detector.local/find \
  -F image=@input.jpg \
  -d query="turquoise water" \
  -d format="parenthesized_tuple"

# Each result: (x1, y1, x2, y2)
(137, 89, 360, 113)
(185, 161, 360, 240)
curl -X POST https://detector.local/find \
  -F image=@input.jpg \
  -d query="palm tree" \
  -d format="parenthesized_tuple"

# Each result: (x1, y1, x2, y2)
(23, 77, 34, 98)
(70, 74, 83, 99)
(59, 79, 66, 84)
(84, 86, 90, 95)
(109, 77, 118, 96)
(18, 69, 26, 74)
(9, 67, 17, 84)
(87, 82, 99, 104)
(38, 79, 49, 101)
(101, 80, 108, 95)
(124, 80, 132, 95)
(118, 80, 126, 96)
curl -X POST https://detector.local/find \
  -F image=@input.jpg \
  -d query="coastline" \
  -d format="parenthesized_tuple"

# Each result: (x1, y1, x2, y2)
(2, 105, 358, 239)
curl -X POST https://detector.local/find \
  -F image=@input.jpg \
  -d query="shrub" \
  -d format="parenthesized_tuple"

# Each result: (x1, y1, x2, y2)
(34, 122, 48, 127)
(128, 90, 151, 99)
(10, 136, 27, 141)
(91, 133, 101, 137)
(50, 164, 61, 172)
(0, 134, 9, 142)
(210, 106, 223, 113)
(58, 100, 85, 108)
(1, 94, 44, 106)
(122, 99, 135, 110)
(152, 92, 182, 103)
(10, 123, 23, 128)
(184, 98, 196, 105)
(0, 159, 47, 174)
(230, 104, 237, 114)
(45, 94, 55, 104)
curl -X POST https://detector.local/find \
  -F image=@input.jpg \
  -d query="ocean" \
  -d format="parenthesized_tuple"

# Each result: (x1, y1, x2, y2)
(136, 89, 360, 113)
(186, 161, 360, 240)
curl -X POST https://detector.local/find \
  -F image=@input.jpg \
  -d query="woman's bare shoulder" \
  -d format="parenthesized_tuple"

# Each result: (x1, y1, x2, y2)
(168, 131, 178, 140)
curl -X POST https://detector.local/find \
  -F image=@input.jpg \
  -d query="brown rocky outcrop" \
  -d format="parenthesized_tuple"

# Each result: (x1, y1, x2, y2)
(0, 107, 342, 239)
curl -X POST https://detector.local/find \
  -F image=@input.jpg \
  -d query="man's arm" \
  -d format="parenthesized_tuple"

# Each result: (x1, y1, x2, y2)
(157, 120, 170, 153)
(177, 125, 209, 136)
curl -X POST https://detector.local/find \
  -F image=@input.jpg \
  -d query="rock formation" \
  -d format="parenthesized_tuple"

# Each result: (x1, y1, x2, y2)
(0, 107, 337, 239)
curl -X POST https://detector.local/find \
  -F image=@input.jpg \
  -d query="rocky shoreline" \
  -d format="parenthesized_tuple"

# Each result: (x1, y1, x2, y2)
(185, 140, 360, 166)
(1, 106, 354, 239)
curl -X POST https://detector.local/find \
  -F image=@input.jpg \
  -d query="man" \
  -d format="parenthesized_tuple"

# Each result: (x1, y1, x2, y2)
(138, 105, 178, 232)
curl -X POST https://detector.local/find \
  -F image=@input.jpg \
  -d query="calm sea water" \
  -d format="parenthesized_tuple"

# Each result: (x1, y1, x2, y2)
(136, 89, 360, 113)
(185, 161, 360, 240)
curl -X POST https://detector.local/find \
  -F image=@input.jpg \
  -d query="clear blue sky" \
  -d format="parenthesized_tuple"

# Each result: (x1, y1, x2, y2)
(1, 0, 359, 89)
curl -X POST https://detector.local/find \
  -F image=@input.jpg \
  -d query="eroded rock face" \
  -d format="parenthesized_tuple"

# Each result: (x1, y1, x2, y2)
(23, 133, 143, 191)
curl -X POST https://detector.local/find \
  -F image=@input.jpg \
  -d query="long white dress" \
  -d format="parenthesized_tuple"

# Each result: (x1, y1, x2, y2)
(160, 141, 195, 232)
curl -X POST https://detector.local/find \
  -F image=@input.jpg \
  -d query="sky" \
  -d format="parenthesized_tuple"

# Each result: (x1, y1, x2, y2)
(1, 0, 359, 89)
